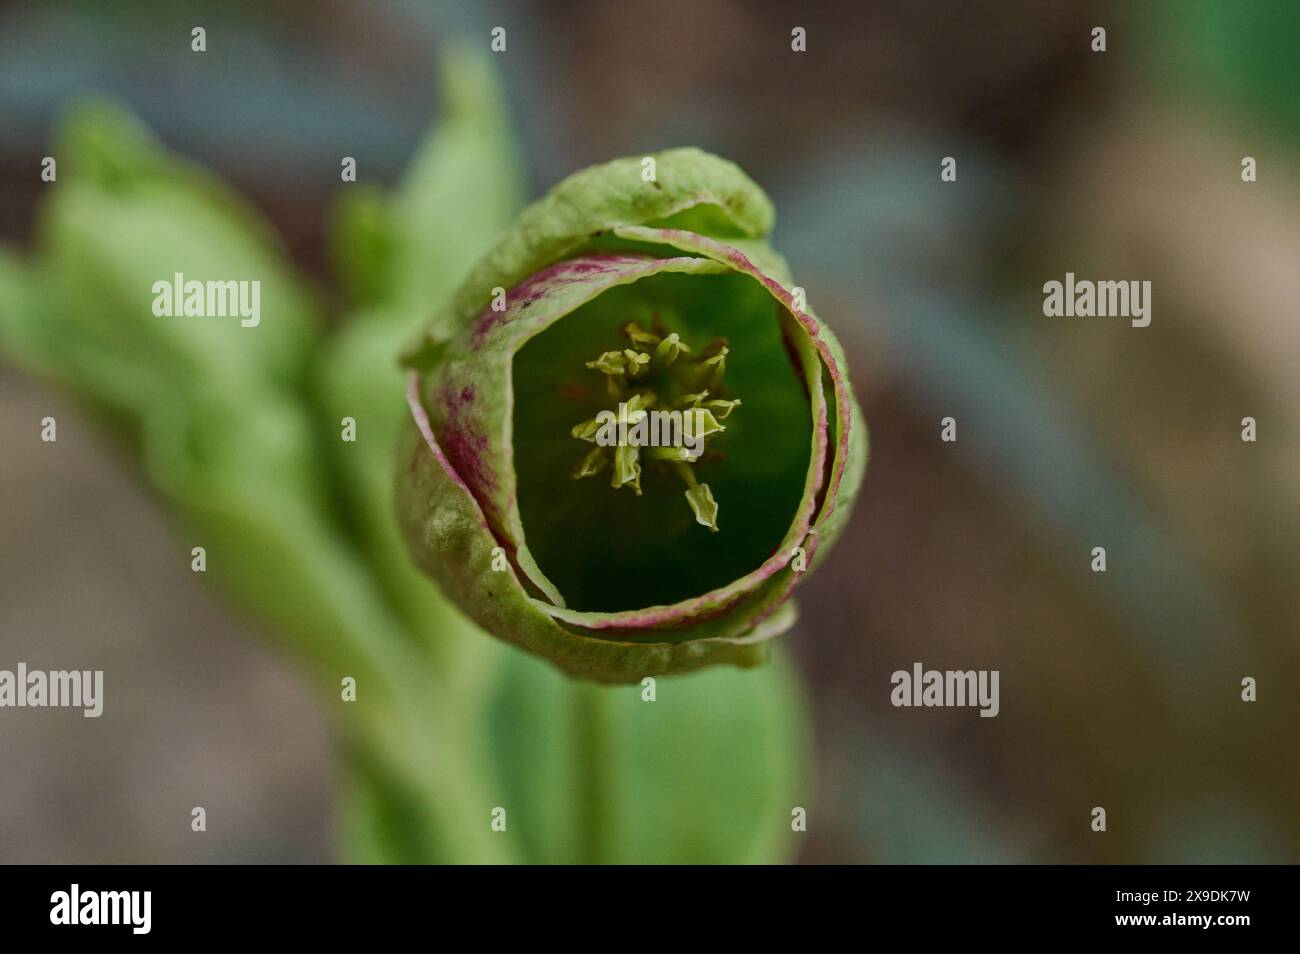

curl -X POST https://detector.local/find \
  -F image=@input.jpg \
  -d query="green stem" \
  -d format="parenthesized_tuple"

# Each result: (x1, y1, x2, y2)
(574, 680, 612, 864)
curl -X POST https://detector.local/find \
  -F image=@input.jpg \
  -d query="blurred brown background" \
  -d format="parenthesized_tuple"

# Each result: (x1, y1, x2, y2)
(1, 0, 1296, 862)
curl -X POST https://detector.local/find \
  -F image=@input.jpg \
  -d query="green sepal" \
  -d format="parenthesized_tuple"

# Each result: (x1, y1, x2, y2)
(403, 146, 774, 363)
(397, 378, 777, 682)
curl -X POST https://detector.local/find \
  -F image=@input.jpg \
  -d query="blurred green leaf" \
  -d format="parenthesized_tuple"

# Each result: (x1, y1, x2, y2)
(331, 44, 523, 324)
(317, 314, 504, 687)
(2, 47, 812, 866)
(484, 649, 806, 863)
(1152, 0, 1300, 146)
(320, 45, 524, 686)
(331, 184, 394, 308)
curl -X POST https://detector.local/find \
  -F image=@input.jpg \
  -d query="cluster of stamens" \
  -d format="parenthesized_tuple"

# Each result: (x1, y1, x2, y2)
(569, 318, 740, 531)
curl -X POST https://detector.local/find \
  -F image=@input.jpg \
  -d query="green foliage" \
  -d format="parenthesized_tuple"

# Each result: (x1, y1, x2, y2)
(0, 47, 809, 864)
(486, 652, 805, 864)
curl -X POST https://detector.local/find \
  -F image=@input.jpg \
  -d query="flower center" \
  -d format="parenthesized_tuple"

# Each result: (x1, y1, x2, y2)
(569, 319, 741, 531)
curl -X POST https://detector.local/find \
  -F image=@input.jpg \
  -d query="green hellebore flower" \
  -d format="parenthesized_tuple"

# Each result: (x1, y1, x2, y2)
(397, 148, 867, 682)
